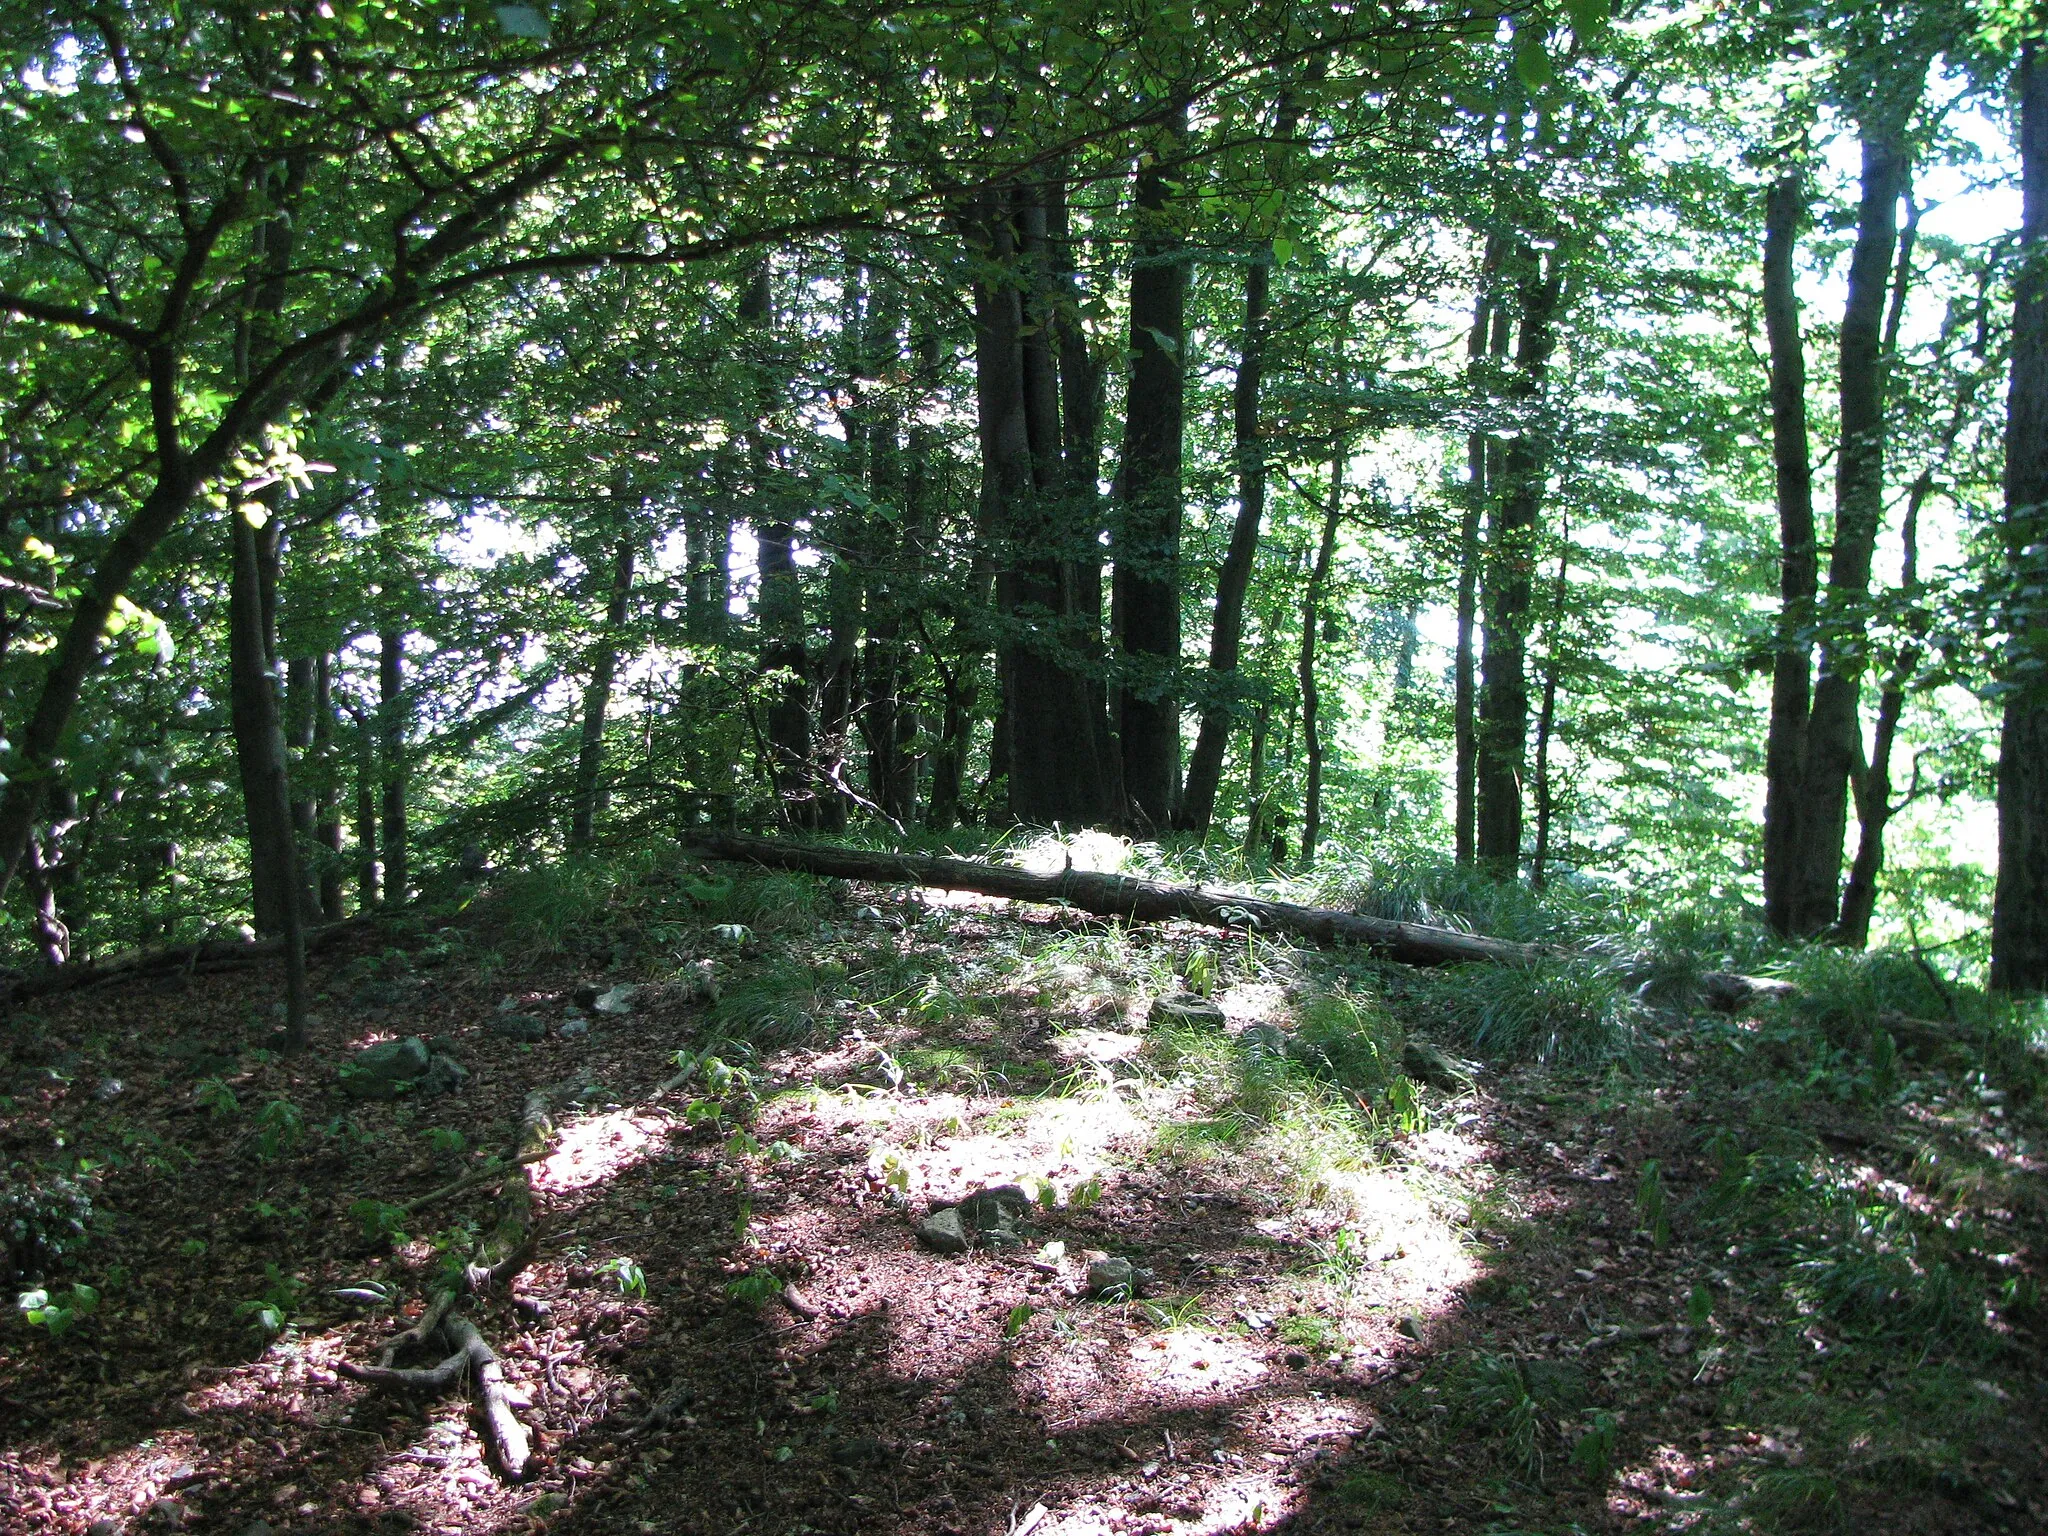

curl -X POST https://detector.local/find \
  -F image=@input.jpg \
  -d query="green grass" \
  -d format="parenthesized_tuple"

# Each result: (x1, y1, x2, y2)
(1423, 955, 1635, 1064)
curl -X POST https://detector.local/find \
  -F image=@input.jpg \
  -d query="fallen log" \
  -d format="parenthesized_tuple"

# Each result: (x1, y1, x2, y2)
(681, 832, 1540, 967)
(3, 915, 376, 1007)
(1699, 970, 1976, 1061)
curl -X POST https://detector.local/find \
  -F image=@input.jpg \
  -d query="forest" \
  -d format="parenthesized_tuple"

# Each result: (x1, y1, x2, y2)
(3, 2, 2048, 1534)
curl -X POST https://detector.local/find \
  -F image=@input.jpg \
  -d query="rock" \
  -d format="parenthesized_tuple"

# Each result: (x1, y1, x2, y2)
(87, 1521, 122, 1536)
(415, 1054, 467, 1098)
(340, 1038, 431, 1099)
(1283, 1350, 1310, 1369)
(1401, 1040, 1468, 1090)
(488, 1014, 549, 1044)
(570, 982, 602, 1009)
(1148, 993, 1226, 1030)
(559, 1018, 590, 1039)
(682, 959, 721, 1003)
(916, 1207, 971, 1254)
(1396, 1313, 1426, 1341)
(146, 1499, 188, 1530)
(956, 1184, 1035, 1246)
(594, 983, 639, 1016)
(92, 1077, 123, 1102)
(428, 1034, 459, 1057)
(1085, 1257, 1138, 1300)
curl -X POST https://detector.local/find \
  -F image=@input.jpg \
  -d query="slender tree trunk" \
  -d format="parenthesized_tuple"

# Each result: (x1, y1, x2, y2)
(354, 706, 379, 910)
(1530, 517, 1570, 891)
(231, 510, 308, 1046)
(1299, 445, 1346, 867)
(231, 514, 297, 934)
(571, 539, 637, 850)
(1789, 133, 1910, 936)
(684, 496, 731, 644)
(1475, 247, 1562, 879)
(1761, 169, 1819, 937)
(1455, 247, 1508, 867)
(286, 655, 318, 912)
(1181, 255, 1273, 833)
(1995, 41, 2048, 994)
(1242, 703, 1271, 868)
(313, 654, 345, 919)
(1115, 123, 1189, 829)
(378, 628, 408, 904)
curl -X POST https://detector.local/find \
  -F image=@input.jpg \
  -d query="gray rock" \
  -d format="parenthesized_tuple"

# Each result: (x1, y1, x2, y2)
(488, 1014, 548, 1043)
(916, 1207, 971, 1254)
(594, 983, 639, 1016)
(1085, 1257, 1137, 1300)
(559, 1017, 590, 1038)
(1148, 992, 1226, 1030)
(415, 1054, 467, 1098)
(956, 1184, 1034, 1246)
(340, 1037, 431, 1099)
(92, 1077, 124, 1102)
(87, 1521, 122, 1536)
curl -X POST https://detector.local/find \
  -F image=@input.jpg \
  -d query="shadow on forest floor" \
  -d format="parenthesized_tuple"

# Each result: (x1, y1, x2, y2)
(3, 876, 2046, 1536)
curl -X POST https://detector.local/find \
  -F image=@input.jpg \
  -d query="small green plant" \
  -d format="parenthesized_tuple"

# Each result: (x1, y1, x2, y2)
(1137, 1295, 1208, 1329)
(1569, 1410, 1619, 1482)
(1687, 1282, 1714, 1328)
(1004, 1303, 1034, 1339)
(425, 1127, 466, 1158)
(602, 1257, 647, 1298)
(255, 1098, 305, 1159)
(1278, 1313, 1339, 1352)
(725, 1269, 783, 1306)
(18, 1282, 98, 1338)
(1386, 1074, 1427, 1135)
(724, 1128, 763, 1158)
(179, 1237, 207, 1258)
(1636, 1159, 1671, 1248)
(349, 1198, 409, 1244)
(194, 1077, 239, 1119)
(237, 1263, 307, 1338)
(1067, 1174, 1104, 1211)
(1183, 945, 1219, 997)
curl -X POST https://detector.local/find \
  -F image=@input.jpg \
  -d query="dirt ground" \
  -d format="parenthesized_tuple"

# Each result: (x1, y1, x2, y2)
(3, 887, 2044, 1536)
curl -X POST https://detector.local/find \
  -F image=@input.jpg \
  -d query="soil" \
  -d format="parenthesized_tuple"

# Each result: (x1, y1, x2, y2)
(2, 890, 2044, 1536)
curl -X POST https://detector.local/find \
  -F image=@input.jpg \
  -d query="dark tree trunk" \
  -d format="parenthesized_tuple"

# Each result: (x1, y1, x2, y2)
(353, 704, 379, 909)
(684, 496, 730, 644)
(974, 184, 1117, 826)
(1761, 169, 1819, 937)
(1456, 248, 1508, 867)
(1181, 254, 1273, 833)
(231, 513, 297, 935)
(1530, 518, 1570, 891)
(286, 655, 318, 915)
(231, 511, 308, 1046)
(1995, 42, 2048, 994)
(1788, 133, 1910, 936)
(1114, 126, 1189, 830)
(571, 539, 637, 850)
(378, 627, 408, 904)
(1299, 446, 1345, 867)
(313, 654, 345, 919)
(1475, 247, 1562, 879)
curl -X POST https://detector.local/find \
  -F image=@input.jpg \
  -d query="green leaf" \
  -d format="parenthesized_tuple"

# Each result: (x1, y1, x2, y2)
(1564, 0, 1610, 35)
(1514, 38, 1555, 90)
(1270, 237, 1295, 266)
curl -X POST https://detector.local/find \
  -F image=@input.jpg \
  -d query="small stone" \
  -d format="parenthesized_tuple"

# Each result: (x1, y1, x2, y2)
(594, 983, 639, 1015)
(414, 1054, 467, 1098)
(916, 1207, 971, 1253)
(1401, 1039, 1467, 1090)
(1284, 1350, 1311, 1369)
(488, 1014, 548, 1043)
(957, 1184, 1035, 1244)
(88, 1521, 122, 1536)
(1397, 1313, 1426, 1341)
(146, 1499, 188, 1530)
(1147, 993, 1226, 1030)
(93, 1077, 124, 1102)
(1085, 1257, 1136, 1300)
(560, 1018, 590, 1039)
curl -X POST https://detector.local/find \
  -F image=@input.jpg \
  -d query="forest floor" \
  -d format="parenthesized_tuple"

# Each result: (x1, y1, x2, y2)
(2, 856, 2045, 1536)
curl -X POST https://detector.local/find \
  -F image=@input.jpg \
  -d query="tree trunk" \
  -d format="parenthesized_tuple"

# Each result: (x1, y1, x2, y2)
(1475, 246, 1562, 879)
(231, 510, 308, 1047)
(1456, 246, 1509, 868)
(1530, 517, 1570, 891)
(286, 654, 319, 916)
(231, 512, 298, 935)
(1788, 132, 1910, 936)
(1995, 41, 2048, 994)
(378, 628, 408, 905)
(1760, 168, 1819, 937)
(353, 703, 379, 909)
(1299, 442, 1345, 867)
(571, 539, 637, 850)
(1181, 254, 1273, 833)
(1115, 125, 1189, 830)
(974, 183, 1118, 826)
(313, 654, 345, 919)
(684, 496, 730, 644)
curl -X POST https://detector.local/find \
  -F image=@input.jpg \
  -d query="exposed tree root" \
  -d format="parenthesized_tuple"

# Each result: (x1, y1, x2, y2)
(682, 831, 1541, 966)
(343, 1087, 555, 1482)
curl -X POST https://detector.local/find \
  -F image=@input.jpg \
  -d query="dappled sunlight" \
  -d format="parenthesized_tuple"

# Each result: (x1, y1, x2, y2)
(1014, 830, 1136, 876)
(533, 1107, 663, 1194)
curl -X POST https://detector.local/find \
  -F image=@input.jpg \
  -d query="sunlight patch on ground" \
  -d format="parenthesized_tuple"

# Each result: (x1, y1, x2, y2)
(1215, 982, 1289, 1025)
(1014, 830, 1134, 876)
(859, 1085, 1154, 1208)
(1122, 1326, 1270, 1395)
(15, 1431, 211, 1528)
(534, 1108, 662, 1193)
(1039, 1468, 1300, 1535)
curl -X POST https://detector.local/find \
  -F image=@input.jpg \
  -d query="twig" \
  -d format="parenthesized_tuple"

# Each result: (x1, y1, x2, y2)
(399, 1149, 551, 1217)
